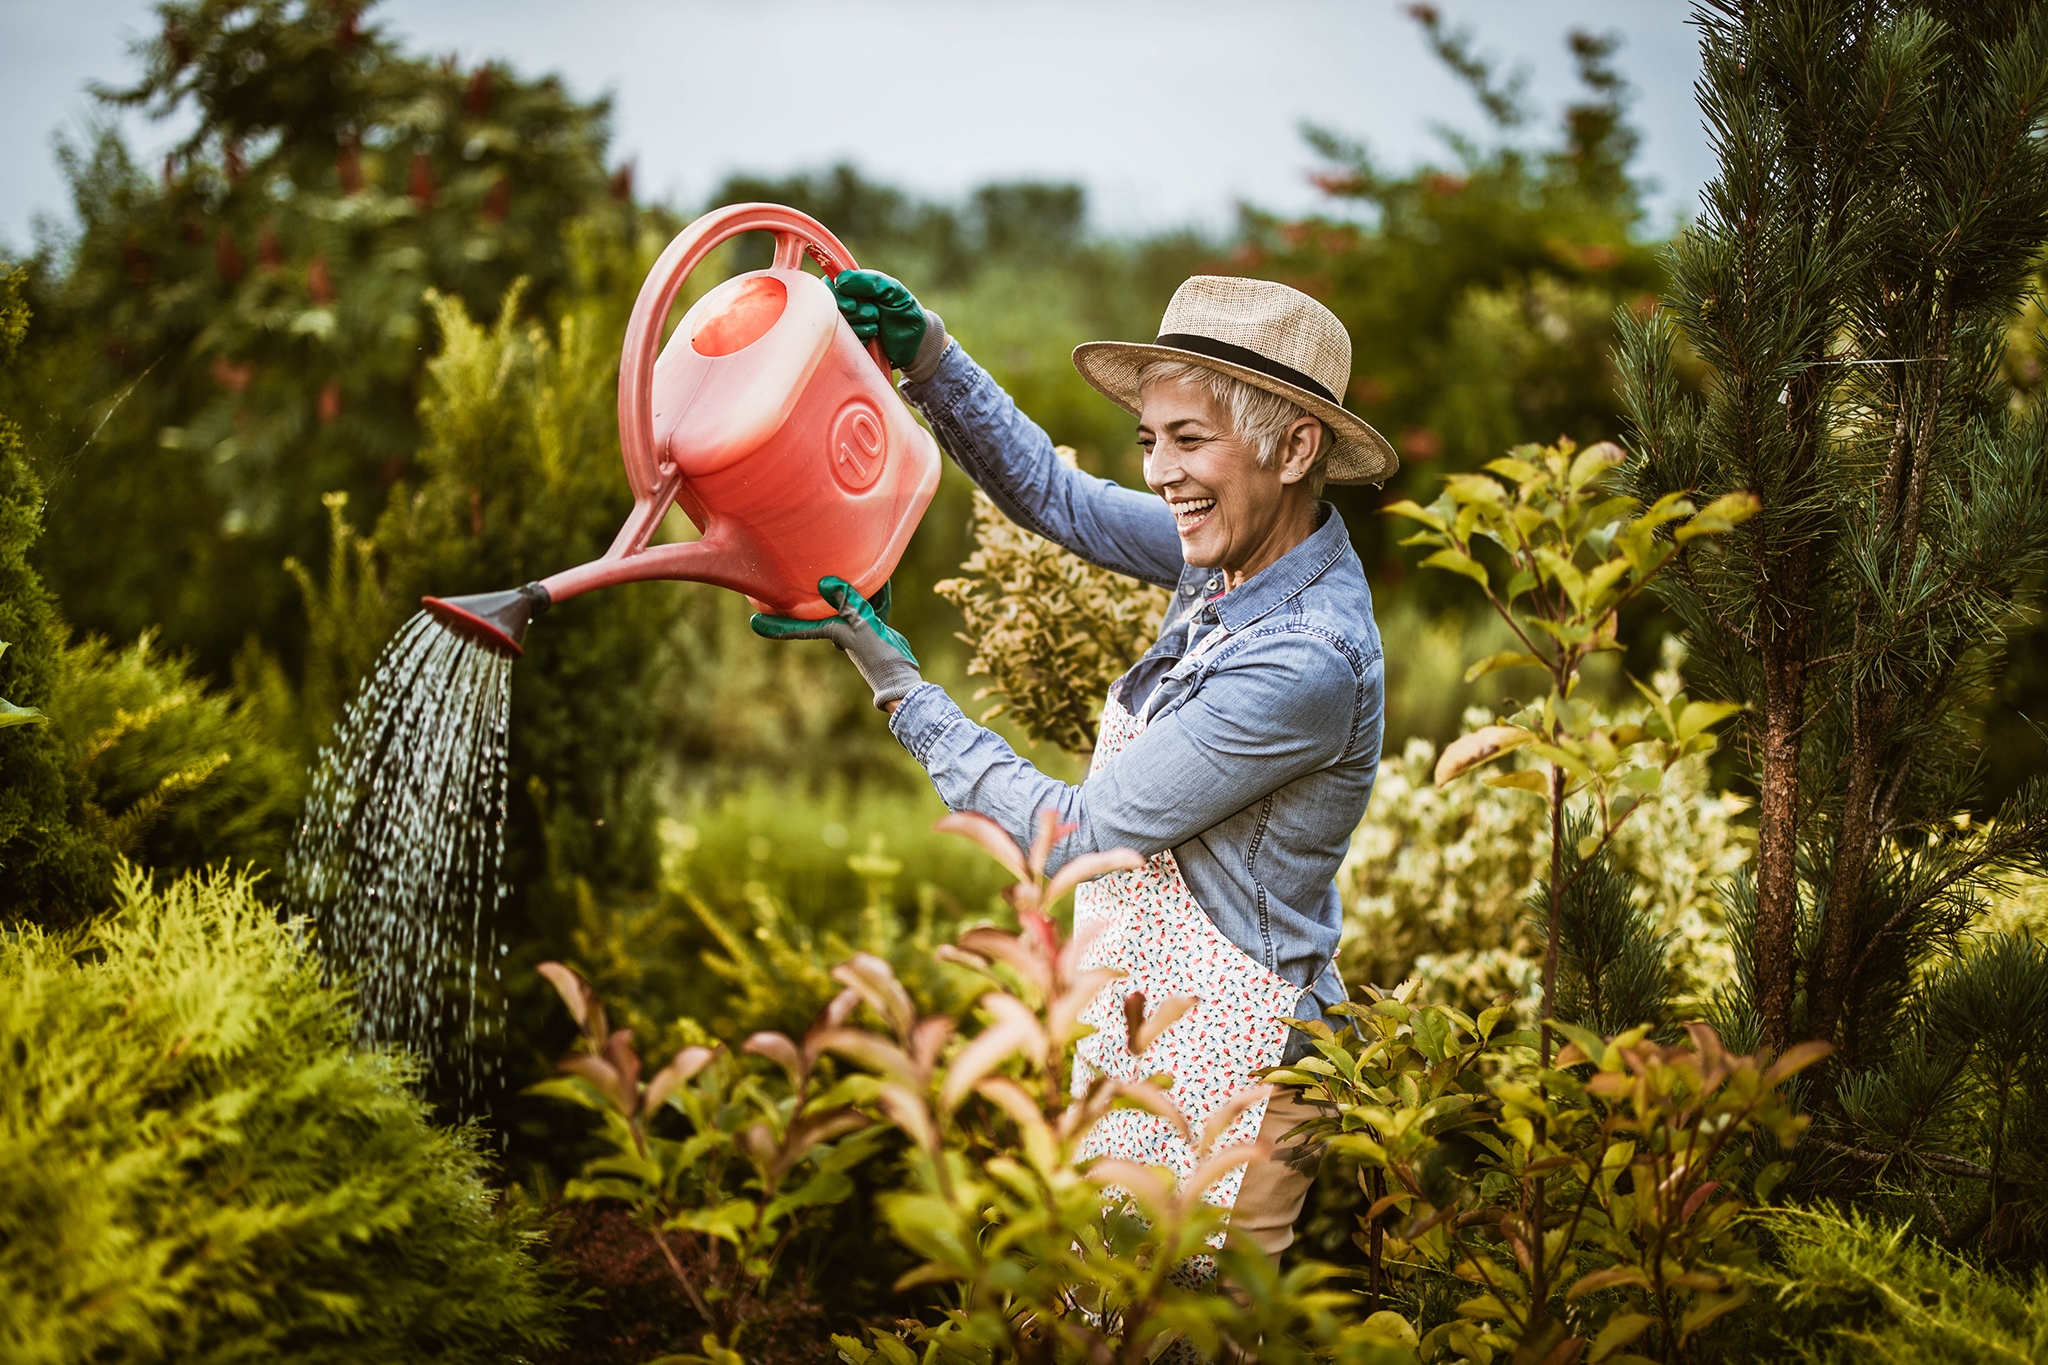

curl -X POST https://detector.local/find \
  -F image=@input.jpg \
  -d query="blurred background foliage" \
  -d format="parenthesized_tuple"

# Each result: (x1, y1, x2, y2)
(5, 0, 2048, 1354)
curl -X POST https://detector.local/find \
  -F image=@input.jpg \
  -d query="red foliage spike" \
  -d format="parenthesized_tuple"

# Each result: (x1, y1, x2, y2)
(307, 254, 334, 305)
(409, 152, 436, 210)
(211, 356, 253, 394)
(482, 175, 511, 225)
(464, 66, 494, 117)
(258, 222, 283, 271)
(317, 382, 343, 425)
(214, 230, 244, 283)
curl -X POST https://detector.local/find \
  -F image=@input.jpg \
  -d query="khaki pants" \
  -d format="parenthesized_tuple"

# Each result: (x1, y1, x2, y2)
(1229, 1087, 1328, 1261)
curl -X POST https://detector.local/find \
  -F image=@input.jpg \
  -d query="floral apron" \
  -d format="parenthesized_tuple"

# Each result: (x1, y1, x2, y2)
(1070, 643, 1304, 1238)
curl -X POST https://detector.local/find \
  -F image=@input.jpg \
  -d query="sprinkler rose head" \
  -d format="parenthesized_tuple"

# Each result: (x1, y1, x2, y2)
(421, 582, 552, 657)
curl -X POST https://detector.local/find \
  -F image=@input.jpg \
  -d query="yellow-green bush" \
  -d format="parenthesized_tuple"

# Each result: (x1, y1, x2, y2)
(1742, 1205, 2048, 1363)
(0, 864, 563, 1363)
(935, 458, 1171, 756)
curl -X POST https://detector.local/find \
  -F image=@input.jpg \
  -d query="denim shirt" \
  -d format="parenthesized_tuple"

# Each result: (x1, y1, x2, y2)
(890, 343, 1385, 1045)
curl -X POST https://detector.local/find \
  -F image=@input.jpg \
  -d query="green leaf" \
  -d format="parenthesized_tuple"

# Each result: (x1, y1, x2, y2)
(1677, 700, 1743, 741)
(1588, 1313, 1657, 1363)
(871, 1337, 921, 1365)
(1581, 557, 1631, 610)
(1483, 769, 1550, 794)
(1435, 725, 1536, 786)
(665, 1198, 759, 1247)
(1464, 651, 1546, 683)
(1455, 1293, 1511, 1320)
(1421, 547, 1490, 590)
(1567, 441, 1626, 490)
(1620, 765, 1663, 793)
(1679, 1287, 1753, 1340)
(762, 1169, 856, 1228)
(1381, 499, 1447, 531)
(1535, 547, 1588, 607)
(1550, 1021, 1612, 1069)
(0, 697, 47, 728)
(1445, 473, 1508, 505)
(1676, 490, 1761, 541)
(524, 1075, 611, 1112)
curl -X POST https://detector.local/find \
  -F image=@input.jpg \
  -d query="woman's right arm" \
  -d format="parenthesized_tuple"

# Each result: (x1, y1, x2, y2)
(902, 343, 1185, 588)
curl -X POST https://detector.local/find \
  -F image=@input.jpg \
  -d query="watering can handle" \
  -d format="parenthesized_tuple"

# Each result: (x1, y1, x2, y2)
(615, 203, 889, 506)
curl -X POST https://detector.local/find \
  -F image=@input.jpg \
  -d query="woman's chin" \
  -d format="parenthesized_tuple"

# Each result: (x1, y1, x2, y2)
(1176, 515, 1225, 561)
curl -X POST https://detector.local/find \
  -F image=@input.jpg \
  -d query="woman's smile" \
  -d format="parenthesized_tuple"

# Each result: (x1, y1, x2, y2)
(1169, 494, 1217, 534)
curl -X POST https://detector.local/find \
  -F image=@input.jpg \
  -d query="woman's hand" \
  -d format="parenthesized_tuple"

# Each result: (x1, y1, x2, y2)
(828, 270, 930, 371)
(750, 576, 923, 712)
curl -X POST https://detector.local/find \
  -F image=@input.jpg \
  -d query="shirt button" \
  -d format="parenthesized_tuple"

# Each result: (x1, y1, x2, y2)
(1205, 576, 1219, 591)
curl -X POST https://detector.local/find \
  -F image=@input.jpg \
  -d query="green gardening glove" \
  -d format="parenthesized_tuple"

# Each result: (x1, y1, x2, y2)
(828, 269, 937, 373)
(750, 577, 924, 711)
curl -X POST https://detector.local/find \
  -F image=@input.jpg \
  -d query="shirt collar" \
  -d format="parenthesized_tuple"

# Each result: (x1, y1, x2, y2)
(1189, 503, 1349, 633)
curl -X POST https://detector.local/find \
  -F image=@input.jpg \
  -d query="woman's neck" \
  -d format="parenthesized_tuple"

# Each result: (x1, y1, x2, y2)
(1218, 493, 1321, 594)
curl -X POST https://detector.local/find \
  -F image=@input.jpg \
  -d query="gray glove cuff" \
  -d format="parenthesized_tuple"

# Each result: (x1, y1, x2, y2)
(843, 637, 923, 710)
(866, 656, 924, 711)
(901, 309, 950, 385)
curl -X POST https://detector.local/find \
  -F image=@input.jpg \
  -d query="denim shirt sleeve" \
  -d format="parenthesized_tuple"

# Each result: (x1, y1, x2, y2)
(901, 343, 1185, 588)
(889, 631, 1362, 873)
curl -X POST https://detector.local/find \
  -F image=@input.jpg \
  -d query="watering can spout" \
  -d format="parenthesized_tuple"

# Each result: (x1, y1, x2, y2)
(421, 583, 552, 658)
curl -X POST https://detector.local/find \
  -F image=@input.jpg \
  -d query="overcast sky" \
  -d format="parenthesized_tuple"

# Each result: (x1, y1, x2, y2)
(1, 0, 1709, 254)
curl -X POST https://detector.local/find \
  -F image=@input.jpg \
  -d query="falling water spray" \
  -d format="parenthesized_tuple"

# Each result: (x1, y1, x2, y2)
(289, 614, 514, 1104)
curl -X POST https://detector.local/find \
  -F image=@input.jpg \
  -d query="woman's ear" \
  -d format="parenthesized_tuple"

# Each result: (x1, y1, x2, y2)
(1278, 416, 1324, 484)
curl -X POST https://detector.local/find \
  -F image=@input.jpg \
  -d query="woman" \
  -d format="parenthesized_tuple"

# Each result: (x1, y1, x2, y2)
(755, 271, 1395, 1263)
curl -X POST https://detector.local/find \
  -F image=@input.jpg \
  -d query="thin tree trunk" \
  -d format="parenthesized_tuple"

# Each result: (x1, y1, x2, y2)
(1754, 541, 1811, 1052)
(1809, 688, 1889, 1050)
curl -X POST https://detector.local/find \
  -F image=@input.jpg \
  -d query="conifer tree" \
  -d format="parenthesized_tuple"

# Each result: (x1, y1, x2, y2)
(1620, 0, 2048, 1078)
(0, 269, 111, 912)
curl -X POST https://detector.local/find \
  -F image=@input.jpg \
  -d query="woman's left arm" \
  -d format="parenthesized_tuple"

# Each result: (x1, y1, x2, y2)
(890, 633, 1373, 868)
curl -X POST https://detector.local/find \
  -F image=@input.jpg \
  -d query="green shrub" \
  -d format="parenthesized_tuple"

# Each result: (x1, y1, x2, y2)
(51, 631, 302, 882)
(0, 267, 110, 918)
(0, 863, 565, 1363)
(1742, 1204, 2048, 1363)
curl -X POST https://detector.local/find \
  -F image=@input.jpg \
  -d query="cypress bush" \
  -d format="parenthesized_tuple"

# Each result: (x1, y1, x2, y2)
(0, 863, 565, 1363)
(0, 266, 111, 917)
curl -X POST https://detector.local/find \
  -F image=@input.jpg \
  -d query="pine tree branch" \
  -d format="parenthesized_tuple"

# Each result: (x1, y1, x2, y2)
(1838, 814, 2048, 1013)
(1805, 1136, 1992, 1182)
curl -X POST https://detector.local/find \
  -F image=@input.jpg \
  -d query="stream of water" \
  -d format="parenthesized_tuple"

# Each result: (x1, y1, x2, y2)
(289, 613, 514, 1106)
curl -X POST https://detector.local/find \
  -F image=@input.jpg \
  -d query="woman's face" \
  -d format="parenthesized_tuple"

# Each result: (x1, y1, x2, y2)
(1137, 377, 1319, 584)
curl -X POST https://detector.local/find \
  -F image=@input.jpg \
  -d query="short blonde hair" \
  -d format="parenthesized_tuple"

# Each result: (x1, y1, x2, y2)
(1136, 359, 1331, 495)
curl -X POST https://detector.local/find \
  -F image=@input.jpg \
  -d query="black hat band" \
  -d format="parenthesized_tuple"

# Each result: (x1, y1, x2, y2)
(1152, 333, 1340, 406)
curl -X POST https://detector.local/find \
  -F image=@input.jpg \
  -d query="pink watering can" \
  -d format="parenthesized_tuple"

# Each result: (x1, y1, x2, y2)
(423, 203, 942, 655)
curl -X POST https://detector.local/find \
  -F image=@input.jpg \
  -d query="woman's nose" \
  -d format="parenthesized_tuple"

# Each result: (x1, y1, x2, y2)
(1144, 446, 1178, 492)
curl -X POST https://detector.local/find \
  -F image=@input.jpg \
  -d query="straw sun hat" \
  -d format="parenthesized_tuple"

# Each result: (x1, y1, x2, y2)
(1072, 275, 1397, 485)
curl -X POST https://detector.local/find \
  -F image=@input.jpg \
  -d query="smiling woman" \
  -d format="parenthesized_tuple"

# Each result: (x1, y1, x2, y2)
(751, 268, 1400, 1279)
